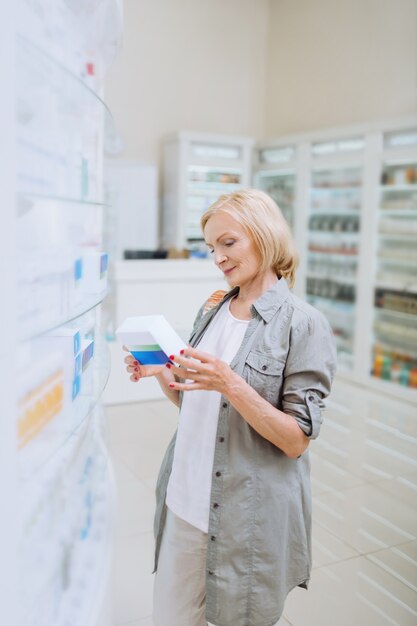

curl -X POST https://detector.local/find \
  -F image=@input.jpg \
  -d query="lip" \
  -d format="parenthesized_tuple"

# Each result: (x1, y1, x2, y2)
(223, 267, 236, 276)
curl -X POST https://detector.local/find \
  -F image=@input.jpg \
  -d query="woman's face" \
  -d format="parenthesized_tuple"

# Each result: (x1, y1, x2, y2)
(204, 211, 261, 289)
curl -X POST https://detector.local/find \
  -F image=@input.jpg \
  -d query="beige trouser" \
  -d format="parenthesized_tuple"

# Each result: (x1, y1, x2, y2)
(153, 507, 209, 626)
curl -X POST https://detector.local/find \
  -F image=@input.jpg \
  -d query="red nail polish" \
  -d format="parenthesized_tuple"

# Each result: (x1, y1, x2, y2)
(169, 355, 175, 361)
(180, 349, 185, 355)
(165, 363, 171, 368)
(169, 383, 175, 388)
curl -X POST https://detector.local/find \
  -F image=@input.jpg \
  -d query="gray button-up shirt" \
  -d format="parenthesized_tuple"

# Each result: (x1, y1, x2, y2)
(153, 279, 337, 626)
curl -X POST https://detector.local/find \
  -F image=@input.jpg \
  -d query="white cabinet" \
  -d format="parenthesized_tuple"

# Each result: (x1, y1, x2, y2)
(253, 143, 298, 230)
(1, 2, 122, 625)
(253, 119, 417, 404)
(371, 127, 417, 401)
(161, 131, 254, 252)
(306, 136, 365, 374)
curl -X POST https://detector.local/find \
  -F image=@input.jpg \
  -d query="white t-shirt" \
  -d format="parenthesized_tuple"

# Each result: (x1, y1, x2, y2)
(166, 298, 249, 532)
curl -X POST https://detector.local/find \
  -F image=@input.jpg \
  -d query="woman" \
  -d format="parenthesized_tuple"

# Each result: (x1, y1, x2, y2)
(124, 189, 336, 626)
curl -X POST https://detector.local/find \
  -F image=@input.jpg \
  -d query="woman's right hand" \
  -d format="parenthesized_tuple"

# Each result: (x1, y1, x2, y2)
(123, 346, 165, 382)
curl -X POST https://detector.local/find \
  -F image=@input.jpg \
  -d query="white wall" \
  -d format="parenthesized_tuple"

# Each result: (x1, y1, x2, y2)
(265, 0, 417, 137)
(104, 0, 269, 163)
(104, 0, 417, 163)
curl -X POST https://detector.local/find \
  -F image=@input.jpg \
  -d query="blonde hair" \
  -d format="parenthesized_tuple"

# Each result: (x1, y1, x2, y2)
(201, 188, 299, 287)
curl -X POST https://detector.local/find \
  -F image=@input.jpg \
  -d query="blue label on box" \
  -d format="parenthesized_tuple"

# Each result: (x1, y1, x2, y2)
(74, 258, 83, 282)
(100, 253, 109, 278)
(74, 352, 82, 377)
(130, 349, 170, 365)
(72, 375, 81, 400)
(73, 331, 81, 355)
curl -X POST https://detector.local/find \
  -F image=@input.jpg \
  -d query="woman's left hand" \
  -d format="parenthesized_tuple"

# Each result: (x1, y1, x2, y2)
(167, 347, 237, 395)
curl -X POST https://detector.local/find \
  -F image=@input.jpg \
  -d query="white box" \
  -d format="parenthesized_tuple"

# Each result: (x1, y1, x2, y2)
(116, 315, 187, 365)
(81, 251, 108, 294)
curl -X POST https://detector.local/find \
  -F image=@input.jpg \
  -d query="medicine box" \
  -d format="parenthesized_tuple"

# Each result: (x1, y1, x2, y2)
(116, 315, 187, 365)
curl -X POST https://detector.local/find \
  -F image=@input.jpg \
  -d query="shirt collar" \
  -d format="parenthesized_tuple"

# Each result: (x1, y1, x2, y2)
(220, 278, 290, 323)
(252, 278, 290, 322)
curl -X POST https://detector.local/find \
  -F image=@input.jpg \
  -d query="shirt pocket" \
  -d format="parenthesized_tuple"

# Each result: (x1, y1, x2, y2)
(245, 351, 285, 406)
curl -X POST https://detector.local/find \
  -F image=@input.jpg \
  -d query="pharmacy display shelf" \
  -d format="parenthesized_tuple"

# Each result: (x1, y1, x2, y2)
(379, 209, 417, 217)
(306, 295, 356, 317)
(307, 247, 359, 257)
(19, 192, 110, 208)
(310, 208, 361, 216)
(308, 231, 360, 240)
(370, 139, 417, 394)
(7, 2, 122, 625)
(308, 155, 363, 375)
(20, 290, 109, 343)
(253, 119, 417, 403)
(380, 184, 417, 191)
(373, 307, 417, 324)
(373, 338, 417, 361)
(17, 35, 114, 206)
(17, 33, 113, 119)
(378, 233, 417, 241)
(306, 273, 357, 286)
(375, 282, 417, 294)
(253, 169, 296, 228)
(18, 408, 115, 626)
(18, 335, 111, 481)
(377, 254, 417, 265)
(307, 250, 359, 259)
(162, 131, 254, 251)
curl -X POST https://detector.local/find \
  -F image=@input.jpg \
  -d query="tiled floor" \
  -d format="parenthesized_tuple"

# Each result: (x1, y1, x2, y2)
(105, 378, 417, 626)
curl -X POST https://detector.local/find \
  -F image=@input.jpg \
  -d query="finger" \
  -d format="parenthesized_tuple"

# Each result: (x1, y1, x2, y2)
(170, 354, 207, 373)
(166, 363, 202, 381)
(169, 381, 204, 391)
(130, 373, 140, 382)
(127, 365, 139, 373)
(182, 347, 214, 363)
(122, 345, 130, 352)
(124, 355, 139, 365)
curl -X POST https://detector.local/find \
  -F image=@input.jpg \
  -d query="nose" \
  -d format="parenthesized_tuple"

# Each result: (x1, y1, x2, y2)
(214, 250, 227, 266)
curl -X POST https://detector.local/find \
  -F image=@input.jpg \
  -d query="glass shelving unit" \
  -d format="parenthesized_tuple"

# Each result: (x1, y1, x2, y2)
(253, 145, 297, 228)
(162, 132, 254, 254)
(186, 161, 243, 243)
(371, 128, 417, 391)
(306, 139, 364, 372)
(8, 2, 122, 625)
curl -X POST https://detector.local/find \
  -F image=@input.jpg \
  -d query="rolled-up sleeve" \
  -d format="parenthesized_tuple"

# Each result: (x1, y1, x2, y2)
(282, 311, 337, 439)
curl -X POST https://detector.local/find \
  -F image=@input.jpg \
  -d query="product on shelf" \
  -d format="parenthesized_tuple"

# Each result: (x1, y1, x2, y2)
(372, 345, 417, 388)
(380, 163, 417, 186)
(374, 288, 417, 316)
(307, 277, 356, 303)
(81, 251, 109, 294)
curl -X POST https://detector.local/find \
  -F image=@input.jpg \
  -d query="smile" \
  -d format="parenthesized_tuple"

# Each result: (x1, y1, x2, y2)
(223, 267, 236, 276)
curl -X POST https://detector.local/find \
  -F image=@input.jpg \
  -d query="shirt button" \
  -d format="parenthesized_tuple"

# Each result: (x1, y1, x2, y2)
(208, 570, 214, 576)
(211, 536, 216, 541)
(213, 502, 219, 508)
(219, 437, 225, 442)
(262, 364, 267, 371)
(215, 471, 221, 477)
(308, 395, 314, 401)
(222, 402, 227, 408)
